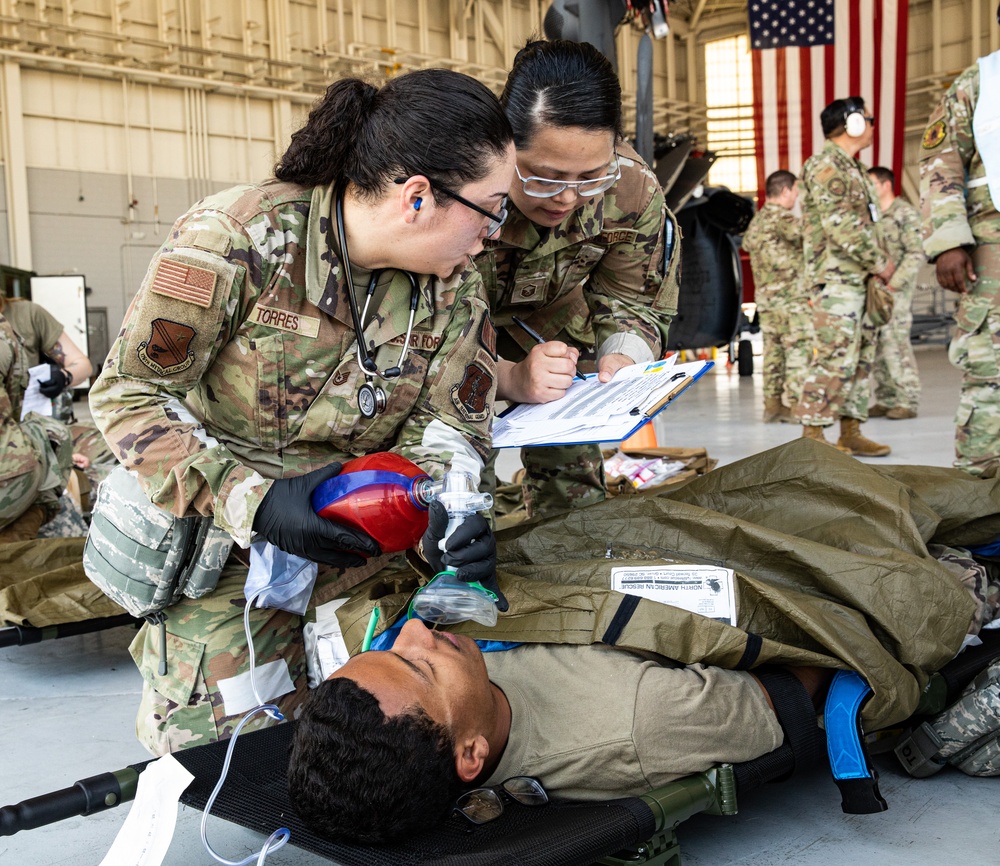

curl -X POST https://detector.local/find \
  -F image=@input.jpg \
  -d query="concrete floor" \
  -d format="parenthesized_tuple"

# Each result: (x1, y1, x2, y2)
(2, 344, 997, 865)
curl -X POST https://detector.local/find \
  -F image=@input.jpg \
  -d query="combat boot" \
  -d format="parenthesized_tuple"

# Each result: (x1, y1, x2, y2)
(801, 424, 853, 453)
(886, 406, 917, 420)
(837, 417, 891, 457)
(779, 400, 800, 423)
(868, 404, 888, 417)
(763, 396, 789, 423)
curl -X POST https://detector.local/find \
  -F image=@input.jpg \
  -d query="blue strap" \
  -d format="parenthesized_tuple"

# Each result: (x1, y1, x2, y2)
(368, 614, 521, 654)
(967, 537, 1000, 557)
(824, 670, 888, 813)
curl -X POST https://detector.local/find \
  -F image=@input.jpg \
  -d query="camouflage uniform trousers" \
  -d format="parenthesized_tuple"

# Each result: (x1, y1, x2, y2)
(949, 243, 1000, 476)
(36, 494, 89, 539)
(483, 443, 606, 521)
(757, 293, 814, 406)
(0, 413, 72, 535)
(871, 281, 921, 412)
(930, 544, 1000, 635)
(486, 332, 606, 520)
(130, 563, 317, 756)
(520, 443, 606, 519)
(795, 282, 877, 426)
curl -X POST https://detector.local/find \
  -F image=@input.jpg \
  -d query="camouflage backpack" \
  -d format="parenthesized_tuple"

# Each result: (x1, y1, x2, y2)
(83, 464, 233, 619)
(895, 657, 1000, 777)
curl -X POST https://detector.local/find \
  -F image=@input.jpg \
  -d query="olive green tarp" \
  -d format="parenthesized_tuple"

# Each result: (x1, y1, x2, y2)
(3, 439, 996, 731)
(339, 439, 993, 731)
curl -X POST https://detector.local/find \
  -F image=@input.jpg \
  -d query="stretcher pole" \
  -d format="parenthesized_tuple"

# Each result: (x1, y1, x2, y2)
(0, 768, 139, 836)
(0, 614, 139, 648)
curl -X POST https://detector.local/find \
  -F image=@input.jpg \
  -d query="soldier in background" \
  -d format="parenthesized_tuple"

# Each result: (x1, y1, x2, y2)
(477, 40, 679, 518)
(742, 170, 813, 423)
(0, 306, 73, 543)
(0, 293, 93, 424)
(794, 97, 895, 457)
(867, 166, 924, 420)
(919, 3, 1000, 477)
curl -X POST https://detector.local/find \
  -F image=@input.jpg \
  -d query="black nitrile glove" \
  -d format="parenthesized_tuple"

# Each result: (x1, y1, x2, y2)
(422, 500, 508, 612)
(38, 364, 72, 398)
(252, 463, 381, 567)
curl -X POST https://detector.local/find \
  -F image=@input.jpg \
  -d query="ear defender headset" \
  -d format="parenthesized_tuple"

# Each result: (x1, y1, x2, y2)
(844, 98, 868, 137)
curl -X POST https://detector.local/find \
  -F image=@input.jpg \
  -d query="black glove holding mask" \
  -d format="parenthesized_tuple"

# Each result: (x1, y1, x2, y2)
(38, 364, 73, 398)
(253, 463, 381, 567)
(422, 500, 508, 612)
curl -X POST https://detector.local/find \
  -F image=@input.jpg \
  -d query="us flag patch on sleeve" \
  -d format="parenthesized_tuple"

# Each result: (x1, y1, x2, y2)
(150, 259, 217, 308)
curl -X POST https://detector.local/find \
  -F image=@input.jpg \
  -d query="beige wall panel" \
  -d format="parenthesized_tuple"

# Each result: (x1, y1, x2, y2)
(23, 116, 122, 174)
(16, 68, 280, 181)
(22, 71, 124, 128)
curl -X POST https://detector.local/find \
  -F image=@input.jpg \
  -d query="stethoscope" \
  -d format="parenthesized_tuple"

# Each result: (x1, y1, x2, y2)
(335, 192, 420, 418)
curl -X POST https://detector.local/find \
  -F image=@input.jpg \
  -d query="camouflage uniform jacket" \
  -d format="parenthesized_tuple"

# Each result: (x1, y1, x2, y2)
(475, 141, 679, 364)
(919, 58, 1000, 259)
(0, 313, 27, 421)
(1, 298, 64, 368)
(0, 314, 67, 526)
(741, 202, 805, 300)
(800, 139, 888, 288)
(881, 197, 926, 292)
(89, 180, 498, 548)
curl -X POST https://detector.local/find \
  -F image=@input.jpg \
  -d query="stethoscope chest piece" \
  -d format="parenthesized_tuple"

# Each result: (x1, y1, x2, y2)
(358, 379, 387, 418)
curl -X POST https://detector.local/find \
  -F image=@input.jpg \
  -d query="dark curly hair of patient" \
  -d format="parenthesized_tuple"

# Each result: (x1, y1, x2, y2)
(287, 677, 463, 844)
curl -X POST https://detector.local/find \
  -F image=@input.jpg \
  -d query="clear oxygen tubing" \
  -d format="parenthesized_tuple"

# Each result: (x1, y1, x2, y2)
(198, 593, 291, 865)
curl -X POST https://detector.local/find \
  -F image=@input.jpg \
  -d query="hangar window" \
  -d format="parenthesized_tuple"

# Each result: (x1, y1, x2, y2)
(704, 34, 756, 195)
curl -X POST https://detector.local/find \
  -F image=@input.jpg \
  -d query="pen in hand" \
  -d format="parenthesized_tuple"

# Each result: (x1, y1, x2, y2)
(511, 316, 587, 381)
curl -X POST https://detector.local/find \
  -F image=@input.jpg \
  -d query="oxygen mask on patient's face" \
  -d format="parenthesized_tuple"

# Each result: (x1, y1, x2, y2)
(409, 470, 498, 628)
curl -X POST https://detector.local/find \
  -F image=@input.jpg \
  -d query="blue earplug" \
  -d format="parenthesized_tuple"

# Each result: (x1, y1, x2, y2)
(414, 198, 422, 211)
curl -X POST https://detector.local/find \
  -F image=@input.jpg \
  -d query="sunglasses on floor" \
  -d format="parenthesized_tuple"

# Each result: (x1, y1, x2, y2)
(453, 776, 549, 825)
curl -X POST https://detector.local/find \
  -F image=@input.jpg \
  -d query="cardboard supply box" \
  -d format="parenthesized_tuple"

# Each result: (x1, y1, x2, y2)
(603, 446, 717, 497)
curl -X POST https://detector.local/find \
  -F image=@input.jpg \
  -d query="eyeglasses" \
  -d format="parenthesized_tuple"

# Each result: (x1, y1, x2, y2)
(516, 151, 622, 199)
(394, 177, 508, 237)
(865, 116, 876, 127)
(453, 776, 548, 826)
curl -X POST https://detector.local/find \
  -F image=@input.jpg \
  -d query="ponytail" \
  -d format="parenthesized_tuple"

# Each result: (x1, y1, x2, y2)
(275, 69, 513, 198)
(275, 79, 378, 186)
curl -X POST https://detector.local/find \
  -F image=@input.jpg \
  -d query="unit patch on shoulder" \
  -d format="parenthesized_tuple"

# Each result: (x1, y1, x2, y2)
(137, 318, 196, 375)
(479, 317, 498, 360)
(150, 259, 217, 308)
(814, 164, 837, 185)
(451, 362, 493, 421)
(922, 119, 948, 150)
(827, 178, 847, 197)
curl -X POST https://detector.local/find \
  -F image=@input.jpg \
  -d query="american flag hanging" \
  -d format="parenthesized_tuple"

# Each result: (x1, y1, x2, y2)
(749, 0, 910, 200)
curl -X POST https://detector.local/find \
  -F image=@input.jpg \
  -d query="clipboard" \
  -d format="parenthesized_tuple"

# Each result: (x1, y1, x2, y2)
(492, 358, 713, 449)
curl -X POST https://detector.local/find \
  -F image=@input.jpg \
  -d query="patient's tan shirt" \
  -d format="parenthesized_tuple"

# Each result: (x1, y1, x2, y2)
(483, 643, 784, 801)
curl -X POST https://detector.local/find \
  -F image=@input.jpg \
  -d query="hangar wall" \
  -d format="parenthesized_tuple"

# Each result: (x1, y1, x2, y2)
(0, 0, 993, 340)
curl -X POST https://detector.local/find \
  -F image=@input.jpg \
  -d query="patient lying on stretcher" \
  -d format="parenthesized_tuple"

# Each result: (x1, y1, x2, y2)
(287, 617, 831, 844)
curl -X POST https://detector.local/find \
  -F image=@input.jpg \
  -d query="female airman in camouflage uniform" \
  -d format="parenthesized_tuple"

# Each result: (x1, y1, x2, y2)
(476, 40, 680, 518)
(88, 70, 516, 755)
